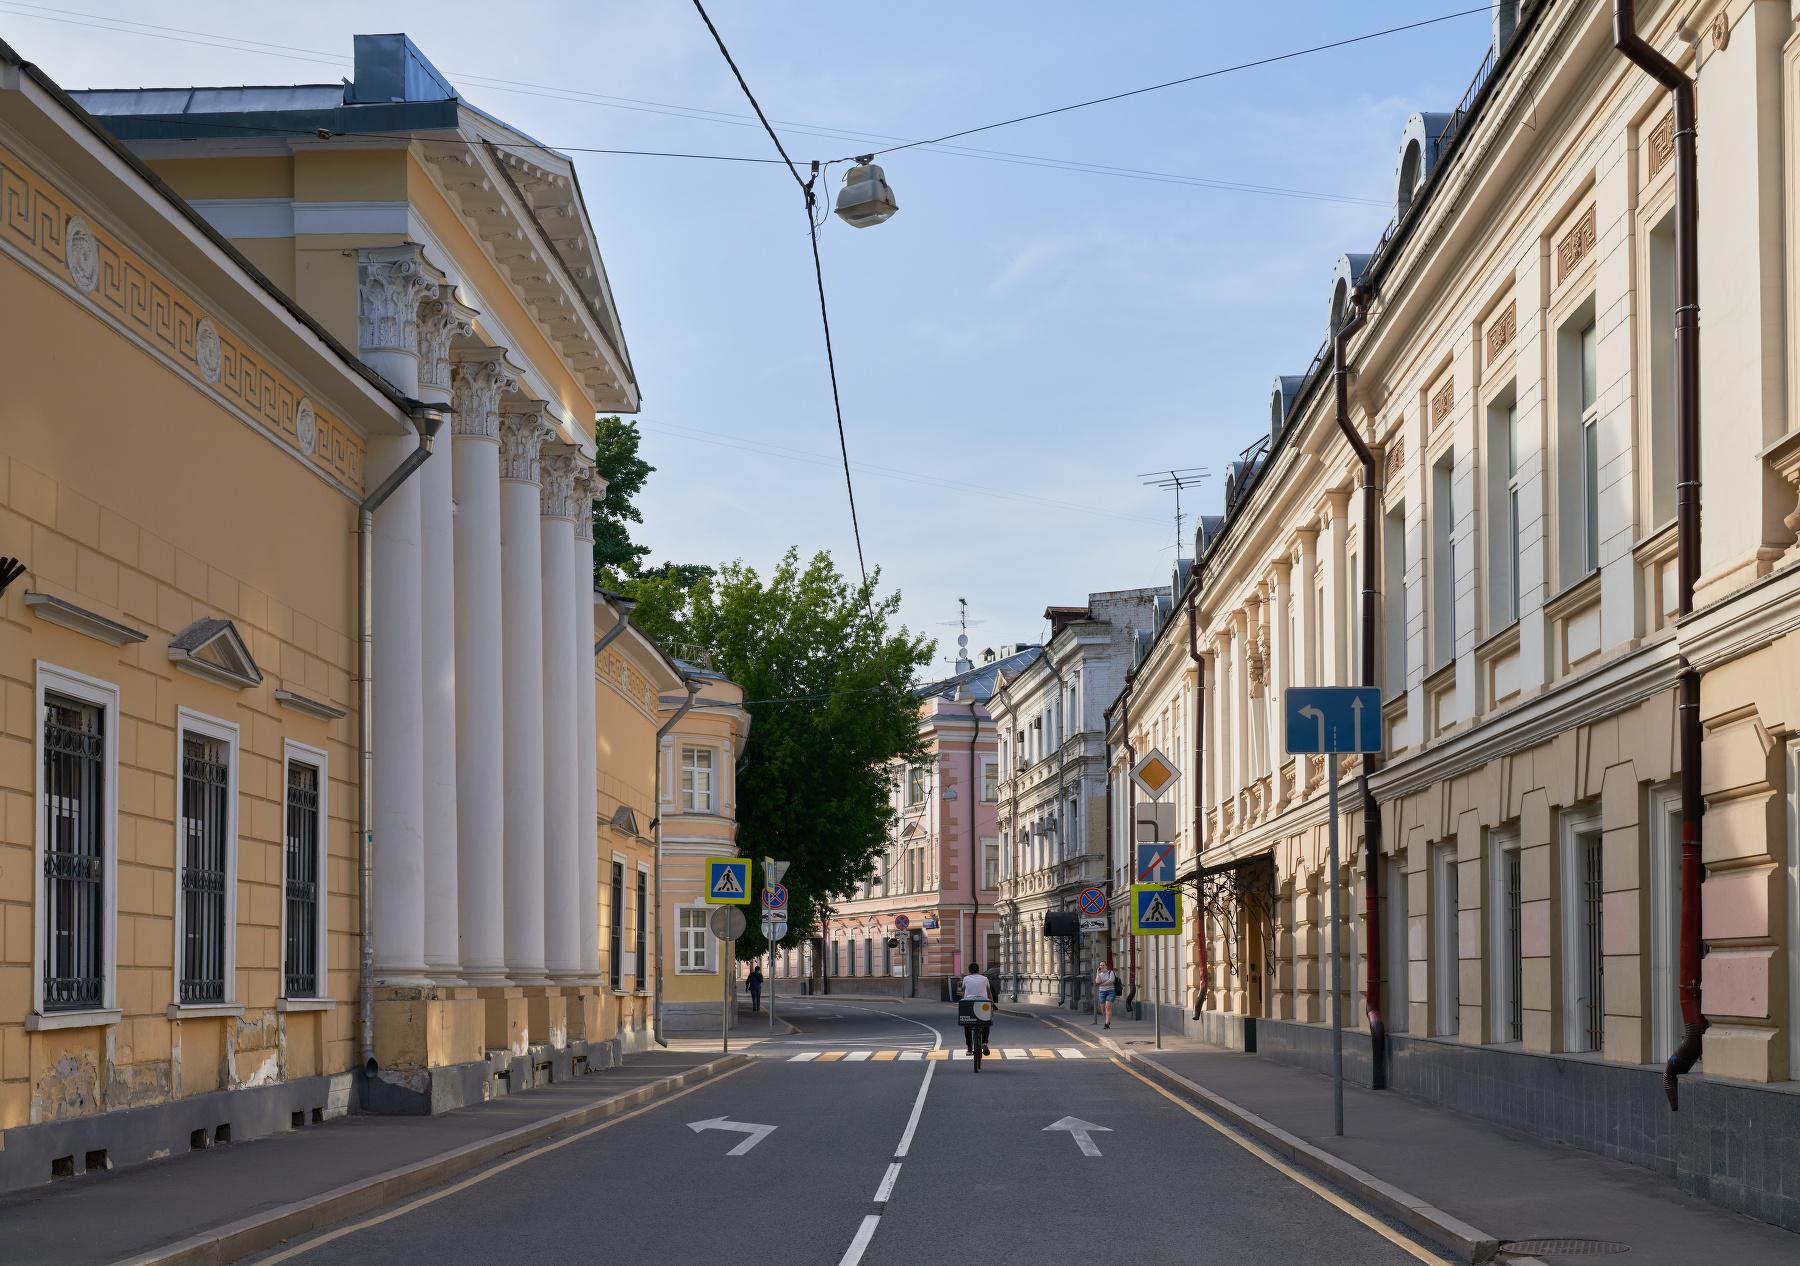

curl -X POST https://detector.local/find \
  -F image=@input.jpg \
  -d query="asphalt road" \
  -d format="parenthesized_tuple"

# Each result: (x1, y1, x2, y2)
(246, 998, 1450, 1265)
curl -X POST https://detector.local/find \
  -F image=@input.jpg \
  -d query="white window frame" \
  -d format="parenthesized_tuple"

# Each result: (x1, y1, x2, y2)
(1648, 781, 1682, 1066)
(1579, 320, 1600, 576)
(1488, 825, 1523, 1044)
(982, 836, 999, 890)
(31, 662, 122, 1028)
(635, 861, 652, 993)
(1431, 446, 1456, 669)
(676, 902, 714, 974)
(1385, 853, 1408, 1034)
(280, 739, 331, 1003)
(1432, 842, 1459, 1037)
(906, 764, 926, 806)
(981, 759, 999, 804)
(171, 707, 241, 1016)
(681, 745, 717, 815)
(1559, 803, 1604, 1053)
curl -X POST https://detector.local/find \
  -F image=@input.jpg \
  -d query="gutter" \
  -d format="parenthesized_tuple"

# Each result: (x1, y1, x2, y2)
(1612, 0, 1705, 1109)
(594, 592, 635, 656)
(357, 409, 445, 1086)
(650, 678, 701, 1047)
(1330, 286, 1388, 1092)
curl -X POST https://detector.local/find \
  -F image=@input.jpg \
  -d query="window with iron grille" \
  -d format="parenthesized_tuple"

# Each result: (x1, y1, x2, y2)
(609, 860, 624, 990)
(42, 694, 106, 1012)
(1583, 836, 1605, 1051)
(634, 870, 648, 990)
(284, 760, 321, 997)
(1505, 850, 1523, 1043)
(180, 733, 230, 1005)
(864, 936, 873, 976)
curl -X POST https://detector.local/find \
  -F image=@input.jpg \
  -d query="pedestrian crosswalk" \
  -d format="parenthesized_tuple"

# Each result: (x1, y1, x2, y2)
(771, 1047, 1088, 1062)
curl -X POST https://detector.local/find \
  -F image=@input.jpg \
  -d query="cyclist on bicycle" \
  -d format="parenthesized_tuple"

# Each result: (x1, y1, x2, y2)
(960, 962, 993, 1056)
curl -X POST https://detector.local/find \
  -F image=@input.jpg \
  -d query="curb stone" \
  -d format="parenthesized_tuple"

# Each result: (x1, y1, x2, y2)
(1030, 1011, 1537, 1266)
(115, 1053, 751, 1266)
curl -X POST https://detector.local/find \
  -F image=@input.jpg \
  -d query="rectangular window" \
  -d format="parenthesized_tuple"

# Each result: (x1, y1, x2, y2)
(1649, 784, 1681, 1065)
(681, 747, 715, 814)
(1486, 390, 1522, 628)
(1647, 211, 1678, 527)
(1431, 449, 1456, 668)
(677, 907, 710, 972)
(635, 869, 648, 990)
(1559, 807, 1603, 1052)
(831, 941, 841, 977)
(1488, 828, 1522, 1043)
(863, 936, 873, 976)
(1582, 321, 1600, 575)
(1385, 854, 1408, 1034)
(1432, 843, 1460, 1037)
(1383, 503, 1408, 693)
(41, 693, 107, 1012)
(178, 730, 231, 1005)
(1557, 309, 1601, 586)
(609, 860, 625, 990)
(983, 837, 999, 889)
(906, 765, 926, 805)
(284, 756, 323, 998)
(981, 760, 998, 803)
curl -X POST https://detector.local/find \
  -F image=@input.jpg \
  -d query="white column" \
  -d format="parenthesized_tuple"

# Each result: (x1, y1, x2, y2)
(1295, 530, 1318, 689)
(359, 247, 435, 985)
(417, 292, 474, 985)
(450, 352, 513, 985)
(500, 409, 553, 985)
(1268, 563, 1289, 794)
(540, 446, 583, 981)
(573, 462, 605, 980)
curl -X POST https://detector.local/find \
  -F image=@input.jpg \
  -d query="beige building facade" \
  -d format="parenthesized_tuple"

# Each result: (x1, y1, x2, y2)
(1103, 0, 1800, 1230)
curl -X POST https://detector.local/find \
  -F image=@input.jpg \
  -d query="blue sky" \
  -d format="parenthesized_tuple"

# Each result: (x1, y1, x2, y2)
(6, 1, 1496, 665)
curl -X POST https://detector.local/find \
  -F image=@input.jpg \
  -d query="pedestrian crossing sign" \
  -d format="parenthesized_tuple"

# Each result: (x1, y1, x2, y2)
(1131, 884, 1180, 935)
(706, 857, 751, 904)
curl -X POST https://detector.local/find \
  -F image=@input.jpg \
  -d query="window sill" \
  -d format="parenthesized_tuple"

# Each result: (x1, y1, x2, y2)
(166, 1002, 245, 1020)
(27, 1008, 122, 1031)
(277, 997, 335, 1012)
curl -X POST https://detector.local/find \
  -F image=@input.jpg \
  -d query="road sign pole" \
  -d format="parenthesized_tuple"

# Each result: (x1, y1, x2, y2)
(768, 941, 775, 1037)
(1154, 791, 1163, 1050)
(1328, 751, 1343, 1137)
(723, 937, 734, 1054)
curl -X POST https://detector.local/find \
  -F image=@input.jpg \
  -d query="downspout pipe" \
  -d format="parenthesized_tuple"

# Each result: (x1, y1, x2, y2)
(651, 677, 701, 1047)
(1186, 583, 1208, 1019)
(1613, 0, 1705, 1108)
(357, 409, 445, 1084)
(594, 592, 636, 656)
(968, 699, 982, 978)
(1121, 667, 1138, 1009)
(1331, 286, 1387, 1091)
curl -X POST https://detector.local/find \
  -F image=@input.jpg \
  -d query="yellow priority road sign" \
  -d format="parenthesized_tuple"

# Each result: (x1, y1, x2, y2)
(705, 857, 751, 904)
(1130, 748, 1180, 800)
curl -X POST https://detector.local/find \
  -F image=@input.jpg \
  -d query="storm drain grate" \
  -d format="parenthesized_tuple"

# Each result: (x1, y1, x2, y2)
(1497, 1240, 1630, 1259)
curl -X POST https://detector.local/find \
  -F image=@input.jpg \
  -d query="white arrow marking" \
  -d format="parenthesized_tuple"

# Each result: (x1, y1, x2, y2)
(1044, 1116, 1112, 1157)
(1350, 695, 1365, 751)
(1300, 705, 1326, 754)
(688, 1116, 776, 1156)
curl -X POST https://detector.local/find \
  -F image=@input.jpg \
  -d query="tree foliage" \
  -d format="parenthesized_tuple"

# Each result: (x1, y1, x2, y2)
(617, 550, 933, 959)
(588, 416, 654, 574)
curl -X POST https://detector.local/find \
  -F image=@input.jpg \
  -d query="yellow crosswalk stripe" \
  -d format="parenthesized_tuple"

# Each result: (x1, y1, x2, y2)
(872, 1050, 897, 1061)
(816, 1051, 845, 1061)
(779, 1047, 1084, 1061)
(927, 1050, 948, 1061)
(1030, 1048, 1056, 1059)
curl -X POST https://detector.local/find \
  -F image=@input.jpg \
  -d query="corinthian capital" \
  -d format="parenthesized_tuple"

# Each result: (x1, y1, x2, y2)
(540, 447, 581, 520)
(571, 456, 599, 541)
(499, 409, 555, 483)
(450, 351, 517, 441)
(417, 293, 477, 395)
(357, 245, 439, 358)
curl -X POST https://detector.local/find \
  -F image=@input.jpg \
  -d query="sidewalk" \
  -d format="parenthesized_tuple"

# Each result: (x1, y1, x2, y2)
(1021, 1003, 1800, 1265)
(0, 1050, 745, 1266)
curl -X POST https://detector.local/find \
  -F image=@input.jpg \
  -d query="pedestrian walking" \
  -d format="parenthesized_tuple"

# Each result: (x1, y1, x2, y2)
(1094, 961, 1118, 1029)
(747, 965, 764, 1012)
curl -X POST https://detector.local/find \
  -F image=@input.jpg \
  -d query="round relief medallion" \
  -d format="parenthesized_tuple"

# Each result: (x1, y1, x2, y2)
(64, 215, 99, 293)
(294, 398, 317, 455)
(194, 319, 222, 385)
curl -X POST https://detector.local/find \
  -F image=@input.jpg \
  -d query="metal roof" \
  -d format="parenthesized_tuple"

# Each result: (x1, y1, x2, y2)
(916, 646, 1042, 703)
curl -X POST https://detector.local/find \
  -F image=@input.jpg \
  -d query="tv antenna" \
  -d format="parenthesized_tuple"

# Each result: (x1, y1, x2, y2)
(1140, 468, 1210, 556)
(949, 597, 973, 669)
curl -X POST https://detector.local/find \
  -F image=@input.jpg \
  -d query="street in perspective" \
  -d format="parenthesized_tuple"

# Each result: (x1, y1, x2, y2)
(6, 2, 1800, 1264)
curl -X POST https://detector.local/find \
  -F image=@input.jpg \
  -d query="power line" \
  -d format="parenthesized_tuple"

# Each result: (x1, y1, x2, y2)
(689, 0, 873, 596)
(859, 6, 1495, 158)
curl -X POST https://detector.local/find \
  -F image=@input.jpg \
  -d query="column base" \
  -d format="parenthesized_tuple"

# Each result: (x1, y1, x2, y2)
(370, 984, 486, 1105)
(522, 986, 569, 1052)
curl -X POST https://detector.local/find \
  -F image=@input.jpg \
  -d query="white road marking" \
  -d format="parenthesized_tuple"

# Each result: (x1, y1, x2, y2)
(838, 1214, 881, 1266)
(789, 1052, 820, 1062)
(844, 1051, 872, 1062)
(894, 1061, 936, 1158)
(1058, 1048, 1086, 1058)
(1003, 1048, 1028, 1058)
(687, 1116, 777, 1157)
(1043, 1116, 1112, 1158)
(872, 1162, 902, 1204)
(899, 1051, 923, 1061)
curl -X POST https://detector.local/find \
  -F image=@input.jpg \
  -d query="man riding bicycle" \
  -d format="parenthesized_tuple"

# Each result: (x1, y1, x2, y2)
(959, 962, 993, 1057)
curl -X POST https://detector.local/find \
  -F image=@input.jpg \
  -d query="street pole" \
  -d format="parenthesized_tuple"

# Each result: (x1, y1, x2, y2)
(1328, 751, 1343, 1136)
(1154, 929, 1162, 1050)
(768, 939, 775, 1037)
(723, 938, 733, 1054)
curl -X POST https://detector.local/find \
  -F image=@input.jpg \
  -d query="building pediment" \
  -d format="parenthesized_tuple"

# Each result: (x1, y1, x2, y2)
(168, 617, 262, 689)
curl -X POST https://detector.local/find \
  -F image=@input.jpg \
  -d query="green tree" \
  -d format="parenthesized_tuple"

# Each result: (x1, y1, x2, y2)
(622, 550, 933, 960)
(589, 415, 654, 574)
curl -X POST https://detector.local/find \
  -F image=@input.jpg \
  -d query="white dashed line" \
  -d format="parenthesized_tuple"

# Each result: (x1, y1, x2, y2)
(873, 1162, 902, 1204)
(838, 1214, 881, 1266)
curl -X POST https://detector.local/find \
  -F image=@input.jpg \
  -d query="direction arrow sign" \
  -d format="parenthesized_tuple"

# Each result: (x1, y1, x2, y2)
(1043, 1116, 1111, 1157)
(1131, 884, 1180, 935)
(706, 857, 751, 904)
(1135, 842, 1175, 885)
(1130, 748, 1180, 799)
(1283, 686, 1382, 755)
(688, 1116, 776, 1156)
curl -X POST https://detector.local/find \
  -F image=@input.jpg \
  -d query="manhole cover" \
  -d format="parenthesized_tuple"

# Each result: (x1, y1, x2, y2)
(1497, 1240, 1630, 1259)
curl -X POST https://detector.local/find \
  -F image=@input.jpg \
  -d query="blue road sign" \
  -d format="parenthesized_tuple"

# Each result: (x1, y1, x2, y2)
(705, 857, 751, 904)
(1131, 885, 1180, 935)
(762, 883, 788, 912)
(1079, 887, 1106, 916)
(1135, 842, 1176, 884)
(1284, 686, 1383, 755)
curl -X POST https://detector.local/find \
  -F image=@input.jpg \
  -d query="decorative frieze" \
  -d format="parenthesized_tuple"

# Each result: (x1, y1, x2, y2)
(1648, 112, 1674, 179)
(1486, 301, 1516, 363)
(63, 214, 99, 292)
(1556, 206, 1597, 283)
(499, 409, 554, 482)
(195, 318, 222, 384)
(451, 353, 515, 440)
(1382, 437, 1406, 490)
(357, 246, 438, 357)
(295, 398, 317, 455)
(1430, 378, 1454, 429)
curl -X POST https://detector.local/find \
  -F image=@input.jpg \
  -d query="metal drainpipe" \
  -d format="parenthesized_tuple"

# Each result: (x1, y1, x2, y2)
(967, 699, 982, 979)
(1330, 286, 1387, 1091)
(357, 410, 445, 1084)
(1121, 667, 1138, 1011)
(651, 677, 701, 1047)
(594, 594, 635, 656)
(1006, 683, 1023, 1002)
(1613, 0, 1705, 1108)
(1186, 582, 1208, 1019)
